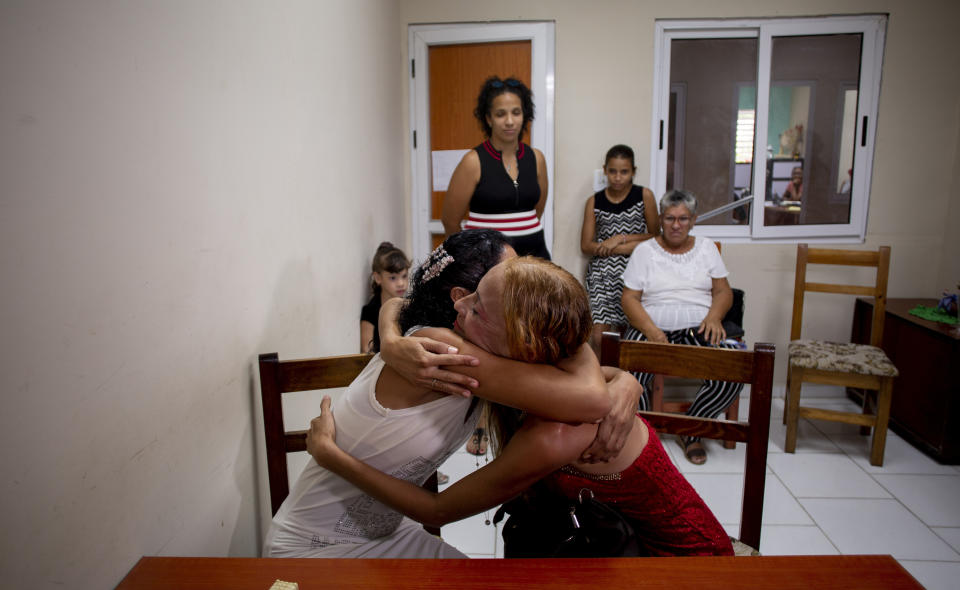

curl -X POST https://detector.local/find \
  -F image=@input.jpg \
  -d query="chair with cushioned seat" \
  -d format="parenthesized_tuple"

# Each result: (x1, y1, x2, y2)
(784, 244, 898, 466)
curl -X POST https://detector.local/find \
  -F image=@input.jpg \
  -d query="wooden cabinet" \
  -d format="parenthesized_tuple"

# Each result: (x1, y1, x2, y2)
(850, 298, 960, 464)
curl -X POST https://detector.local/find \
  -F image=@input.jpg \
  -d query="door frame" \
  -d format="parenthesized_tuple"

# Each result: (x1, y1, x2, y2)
(408, 22, 556, 262)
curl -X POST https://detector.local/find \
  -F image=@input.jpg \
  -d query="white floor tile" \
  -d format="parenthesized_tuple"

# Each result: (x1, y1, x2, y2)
(829, 432, 957, 475)
(441, 511, 498, 556)
(494, 523, 504, 558)
(684, 472, 811, 527)
(664, 434, 775, 475)
(932, 527, 960, 554)
(665, 436, 745, 474)
(767, 411, 842, 456)
(756, 525, 838, 555)
(438, 449, 499, 556)
(767, 453, 890, 498)
(683, 473, 742, 525)
(800, 498, 958, 560)
(898, 560, 960, 590)
(873, 474, 960, 527)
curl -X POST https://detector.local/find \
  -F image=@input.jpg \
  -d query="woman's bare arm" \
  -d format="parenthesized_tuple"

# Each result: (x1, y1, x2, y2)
(579, 367, 642, 463)
(308, 396, 592, 527)
(534, 148, 549, 218)
(380, 301, 610, 422)
(379, 297, 480, 397)
(603, 187, 661, 256)
(642, 187, 660, 238)
(580, 196, 598, 255)
(360, 320, 374, 353)
(698, 277, 733, 345)
(414, 326, 610, 423)
(622, 287, 666, 343)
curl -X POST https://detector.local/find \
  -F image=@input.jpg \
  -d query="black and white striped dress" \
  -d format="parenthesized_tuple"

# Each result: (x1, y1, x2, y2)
(585, 185, 648, 326)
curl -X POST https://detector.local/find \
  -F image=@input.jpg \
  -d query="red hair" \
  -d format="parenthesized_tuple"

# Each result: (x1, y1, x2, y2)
(499, 257, 592, 364)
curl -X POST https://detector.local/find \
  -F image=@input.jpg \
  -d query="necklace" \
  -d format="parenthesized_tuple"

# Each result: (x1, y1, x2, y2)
(504, 158, 518, 179)
(657, 235, 695, 255)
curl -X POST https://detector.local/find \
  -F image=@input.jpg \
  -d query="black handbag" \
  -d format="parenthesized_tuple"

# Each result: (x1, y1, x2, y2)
(493, 487, 643, 558)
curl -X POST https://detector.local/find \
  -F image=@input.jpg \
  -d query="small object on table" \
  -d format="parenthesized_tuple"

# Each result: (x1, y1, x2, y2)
(909, 303, 959, 325)
(269, 580, 299, 590)
(936, 291, 958, 317)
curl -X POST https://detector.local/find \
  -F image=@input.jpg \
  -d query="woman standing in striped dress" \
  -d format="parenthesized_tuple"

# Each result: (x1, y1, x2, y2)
(581, 144, 659, 352)
(443, 76, 550, 260)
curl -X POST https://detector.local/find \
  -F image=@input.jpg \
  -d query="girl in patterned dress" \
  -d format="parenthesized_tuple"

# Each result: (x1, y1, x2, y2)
(581, 145, 659, 352)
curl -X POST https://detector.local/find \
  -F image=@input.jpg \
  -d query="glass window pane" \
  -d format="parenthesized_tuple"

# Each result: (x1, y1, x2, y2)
(762, 34, 862, 227)
(668, 38, 757, 226)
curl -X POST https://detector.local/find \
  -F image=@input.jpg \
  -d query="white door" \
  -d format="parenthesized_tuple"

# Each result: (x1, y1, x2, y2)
(408, 22, 556, 262)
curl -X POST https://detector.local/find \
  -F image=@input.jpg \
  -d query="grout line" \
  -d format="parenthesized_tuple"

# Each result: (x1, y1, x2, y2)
(767, 463, 840, 554)
(789, 417, 960, 566)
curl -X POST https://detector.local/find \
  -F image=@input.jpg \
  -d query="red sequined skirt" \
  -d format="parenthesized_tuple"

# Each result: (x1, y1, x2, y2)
(544, 418, 734, 556)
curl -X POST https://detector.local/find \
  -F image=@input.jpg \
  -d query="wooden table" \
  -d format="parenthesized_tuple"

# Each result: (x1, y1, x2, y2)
(764, 203, 801, 225)
(850, 297, 960, 463)
(116, 555, 922, 589)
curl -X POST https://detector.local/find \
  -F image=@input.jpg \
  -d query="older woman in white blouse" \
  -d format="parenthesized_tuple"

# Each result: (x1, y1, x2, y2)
(620, 189, 742, 465)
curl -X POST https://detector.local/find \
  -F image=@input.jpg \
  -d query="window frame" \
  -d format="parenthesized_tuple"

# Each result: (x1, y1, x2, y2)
(649, 16, 887, 243)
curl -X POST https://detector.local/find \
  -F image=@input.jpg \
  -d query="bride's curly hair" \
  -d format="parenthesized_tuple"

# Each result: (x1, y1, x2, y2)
(398, 230, 510, 334)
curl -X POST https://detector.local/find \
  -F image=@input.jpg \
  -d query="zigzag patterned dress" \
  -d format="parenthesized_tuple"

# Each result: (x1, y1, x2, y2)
(585, 185, 648, 326)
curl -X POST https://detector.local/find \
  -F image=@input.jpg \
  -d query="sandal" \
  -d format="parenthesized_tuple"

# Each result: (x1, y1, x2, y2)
(678, 438, 707, 465)
(466, 428, 489, 456)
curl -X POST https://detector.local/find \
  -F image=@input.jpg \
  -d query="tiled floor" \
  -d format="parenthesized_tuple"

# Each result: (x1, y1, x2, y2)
(437, 389, 960, 589)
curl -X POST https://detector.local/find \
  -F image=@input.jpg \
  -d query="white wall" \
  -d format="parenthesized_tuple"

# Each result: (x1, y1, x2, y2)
(0, 1, 403, 587)
(399, 0, 960, 380)
(937, 97, 960, 295)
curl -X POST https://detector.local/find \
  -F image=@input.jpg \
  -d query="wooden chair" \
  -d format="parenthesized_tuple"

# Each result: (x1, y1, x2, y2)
(600, 332, 775, 550)
(258, 352, 441, 534)
(647, 287, 745, 450)
(784, 245, 898, 466)
(644, 243, 743, 449)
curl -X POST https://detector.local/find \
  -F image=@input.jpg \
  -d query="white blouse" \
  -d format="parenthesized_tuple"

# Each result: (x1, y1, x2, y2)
(621, 237, 729, 331)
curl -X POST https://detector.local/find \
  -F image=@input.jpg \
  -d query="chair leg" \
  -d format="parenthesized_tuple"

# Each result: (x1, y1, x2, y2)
(784, 366, 803, 454)
(869, 378, 894, 467)
(782, 367, 791, 426)
(651, 374, 665, 412)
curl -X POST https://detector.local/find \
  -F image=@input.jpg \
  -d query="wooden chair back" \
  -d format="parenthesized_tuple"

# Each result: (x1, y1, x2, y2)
(790, 244, 891, 346)
(600, 332, 775, 550)
(646, 241, 743, 448)
(259, 352, 373, 516)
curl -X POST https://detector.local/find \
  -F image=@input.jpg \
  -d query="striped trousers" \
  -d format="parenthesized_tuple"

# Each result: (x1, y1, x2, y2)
(624, 326, 744, 444)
